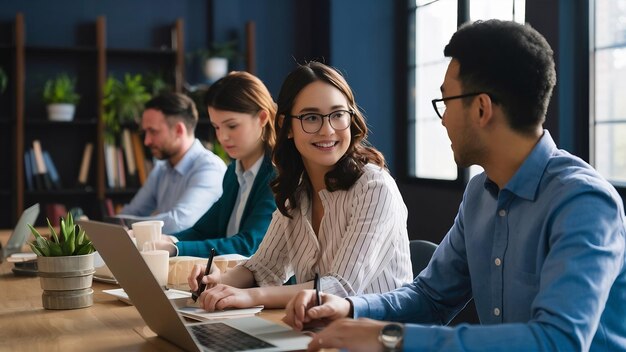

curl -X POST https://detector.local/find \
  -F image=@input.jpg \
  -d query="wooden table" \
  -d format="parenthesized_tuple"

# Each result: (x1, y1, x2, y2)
(0, 229, 290, 351)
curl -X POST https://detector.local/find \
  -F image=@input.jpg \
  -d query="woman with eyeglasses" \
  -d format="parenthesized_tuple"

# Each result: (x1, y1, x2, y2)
(188, 61, 412, 311)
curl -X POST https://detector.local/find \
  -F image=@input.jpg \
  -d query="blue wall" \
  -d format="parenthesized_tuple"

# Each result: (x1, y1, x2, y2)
(330, 0, 396, 171)
(1, 0, 397, 170)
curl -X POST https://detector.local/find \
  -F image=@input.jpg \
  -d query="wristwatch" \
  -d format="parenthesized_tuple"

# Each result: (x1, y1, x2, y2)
(379, 323, 404, 351)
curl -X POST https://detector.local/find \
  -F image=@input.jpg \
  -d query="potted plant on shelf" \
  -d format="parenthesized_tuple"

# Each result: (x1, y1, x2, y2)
(28, 212, 96, 310)
(102, 73, 151, 144)
(42, 73, 81, 122)
(196, 40, 239, 84)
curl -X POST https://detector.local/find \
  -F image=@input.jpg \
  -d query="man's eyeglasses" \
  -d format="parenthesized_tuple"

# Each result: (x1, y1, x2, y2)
(431, 92, 493, 119)
(289, 109, 353, 134)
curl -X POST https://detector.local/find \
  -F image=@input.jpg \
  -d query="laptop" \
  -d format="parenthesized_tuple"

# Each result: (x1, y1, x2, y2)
(1, 203, 40, 260)
(78, 220, 311, 352)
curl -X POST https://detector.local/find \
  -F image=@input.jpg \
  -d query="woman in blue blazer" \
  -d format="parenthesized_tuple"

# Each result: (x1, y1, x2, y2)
(158, 71, 277, 257)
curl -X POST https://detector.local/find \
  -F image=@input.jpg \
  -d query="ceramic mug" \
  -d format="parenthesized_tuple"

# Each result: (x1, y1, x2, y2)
(131, 220, 164, 251)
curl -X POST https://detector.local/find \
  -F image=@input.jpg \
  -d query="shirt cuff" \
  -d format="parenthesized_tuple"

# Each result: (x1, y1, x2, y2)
(346, 293, 391, 321)
(170, 236, 179, 244)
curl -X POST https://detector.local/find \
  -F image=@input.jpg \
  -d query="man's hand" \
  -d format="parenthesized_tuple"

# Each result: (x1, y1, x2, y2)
(283, 289, 352, 330)
(306, 318, 388, 352)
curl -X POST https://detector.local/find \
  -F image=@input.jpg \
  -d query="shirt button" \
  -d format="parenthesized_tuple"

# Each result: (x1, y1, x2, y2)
(494, 307, 501, 316)
(498, 209, 507, 217)
(494, 258, 502, 266)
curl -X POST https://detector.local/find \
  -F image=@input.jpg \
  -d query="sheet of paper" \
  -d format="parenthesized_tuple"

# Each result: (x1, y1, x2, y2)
(103, 288, 191, 305)
(174, 302, 264, 322)
(102, 288, 263, 321)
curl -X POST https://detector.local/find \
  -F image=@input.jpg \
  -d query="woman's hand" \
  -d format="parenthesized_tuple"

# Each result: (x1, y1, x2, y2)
(198, 284, 257, 311)
(283, 289, 352, 331)
(187, 263, 222, 291)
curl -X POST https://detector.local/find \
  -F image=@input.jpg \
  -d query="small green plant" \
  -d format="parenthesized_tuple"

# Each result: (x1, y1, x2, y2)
(0, 66, 7, 94)
(102, 73, 151, 144)
(195, 40, 239, 61)
(43, 73, 80, 105)
(28, 212, 95, 257)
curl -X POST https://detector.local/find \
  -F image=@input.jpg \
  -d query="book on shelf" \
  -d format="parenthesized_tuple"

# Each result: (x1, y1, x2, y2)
(130, 131, 147, 186)
(77, 143, 93, 187)
(42, 151, 62, 189)
(45, 203, 67, 227)
(121, 129, 139, 188)
(117, 147, 126, 189)
(101, 198, 115, 218)
(32, 140, 53, 191)
(24, 150, 34, 191)
(104, 143, 117, 189)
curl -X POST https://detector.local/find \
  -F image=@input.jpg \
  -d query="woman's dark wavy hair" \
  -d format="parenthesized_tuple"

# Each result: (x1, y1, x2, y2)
(204, 71, 277, 152)
(271, 61, 385, 218)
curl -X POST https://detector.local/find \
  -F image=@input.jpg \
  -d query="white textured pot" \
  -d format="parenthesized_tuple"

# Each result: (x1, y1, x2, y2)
(47, 103, 75, 121)
(38, 253, 95, 309)
(203, 57, 229, 83)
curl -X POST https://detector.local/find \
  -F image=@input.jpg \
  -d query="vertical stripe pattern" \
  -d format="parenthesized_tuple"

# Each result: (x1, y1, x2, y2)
(243, 164, 413, 296)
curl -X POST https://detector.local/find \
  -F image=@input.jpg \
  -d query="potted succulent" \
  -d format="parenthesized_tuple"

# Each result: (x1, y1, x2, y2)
(196, 40, 239, 83)
(28, 212, 96, 310)
(43, 73, 81, 121)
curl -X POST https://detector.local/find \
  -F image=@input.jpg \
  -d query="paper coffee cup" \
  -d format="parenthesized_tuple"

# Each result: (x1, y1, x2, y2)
(141, 249, 169, 288)
(132, 220, 164, 251)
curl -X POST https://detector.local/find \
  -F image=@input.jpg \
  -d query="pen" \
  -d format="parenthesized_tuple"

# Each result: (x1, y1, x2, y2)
(192, 248, 215, 302)
(313, 273, 321, 306)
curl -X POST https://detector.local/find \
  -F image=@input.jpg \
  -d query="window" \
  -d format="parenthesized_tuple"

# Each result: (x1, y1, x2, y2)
(592, 0, 626, 186)
(408, 0, 525, 181)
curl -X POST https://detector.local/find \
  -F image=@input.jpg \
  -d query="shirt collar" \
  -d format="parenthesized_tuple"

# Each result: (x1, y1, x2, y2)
(485, 130, 556, 201)
(171, 139, 203, 175)
(235, 154, 264, 182)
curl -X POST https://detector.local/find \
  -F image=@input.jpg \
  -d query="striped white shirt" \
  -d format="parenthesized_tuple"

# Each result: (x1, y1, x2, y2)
(243, 164, 412, 297)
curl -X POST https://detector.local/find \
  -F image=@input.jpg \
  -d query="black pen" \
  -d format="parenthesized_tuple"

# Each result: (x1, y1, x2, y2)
(313, 273, 321, 306)
(192, 248, 215, 302)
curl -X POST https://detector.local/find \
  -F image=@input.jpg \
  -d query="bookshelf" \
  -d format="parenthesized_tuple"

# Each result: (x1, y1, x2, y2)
(1, 13, 185, 227)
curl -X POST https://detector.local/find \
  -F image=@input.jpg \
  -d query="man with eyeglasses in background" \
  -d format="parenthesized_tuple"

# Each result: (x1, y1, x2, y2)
(283, 19, 626, 351)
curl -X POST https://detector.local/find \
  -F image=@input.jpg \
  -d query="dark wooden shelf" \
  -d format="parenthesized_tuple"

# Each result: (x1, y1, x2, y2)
(0, 189, 11, 196)
(25, 188, 96, 197)
(107, 47, 176, 58)
(25, 45, 97, 55)
(25, 119, 98, 127)
(105, 188, 139, 196)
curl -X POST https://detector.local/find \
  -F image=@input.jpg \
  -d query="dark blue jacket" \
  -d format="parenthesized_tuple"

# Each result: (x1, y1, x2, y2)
(173, 154, 276, 257)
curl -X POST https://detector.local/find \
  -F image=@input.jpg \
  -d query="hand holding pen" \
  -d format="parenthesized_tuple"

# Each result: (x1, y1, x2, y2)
(191, 248, 215, 302)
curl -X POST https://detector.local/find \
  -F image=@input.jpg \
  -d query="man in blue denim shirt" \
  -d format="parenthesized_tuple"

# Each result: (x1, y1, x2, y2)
(283, 20, 626, 351)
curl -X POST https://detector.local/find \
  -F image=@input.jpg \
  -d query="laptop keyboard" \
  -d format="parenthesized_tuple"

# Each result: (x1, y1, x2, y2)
(190, 323, 275, 351)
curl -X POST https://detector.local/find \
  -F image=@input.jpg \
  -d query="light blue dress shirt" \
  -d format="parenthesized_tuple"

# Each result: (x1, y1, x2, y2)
(226, 155, 263, 237)
(349, 131, 626, 351)
(120, 139, 227, 234)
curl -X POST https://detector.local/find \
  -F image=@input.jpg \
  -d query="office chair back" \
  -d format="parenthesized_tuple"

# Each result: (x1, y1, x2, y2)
(409, 239, 438, 277)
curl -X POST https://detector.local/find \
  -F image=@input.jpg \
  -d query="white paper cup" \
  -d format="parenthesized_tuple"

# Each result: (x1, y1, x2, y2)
(141, 249, 169, 288)
(132, 220, 164, 251)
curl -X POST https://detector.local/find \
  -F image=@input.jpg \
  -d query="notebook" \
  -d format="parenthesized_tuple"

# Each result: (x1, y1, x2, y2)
(79, 220, 311, 352)
(2, 203, 40, 260)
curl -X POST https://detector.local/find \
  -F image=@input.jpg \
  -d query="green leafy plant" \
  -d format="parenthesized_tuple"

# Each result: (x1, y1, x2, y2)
(42, 73, 80, 105)
(195, 40, 240, 61)
(0, 66, 7, 94)
(103, 73, 151, 144)
(28, 213, 95, 257)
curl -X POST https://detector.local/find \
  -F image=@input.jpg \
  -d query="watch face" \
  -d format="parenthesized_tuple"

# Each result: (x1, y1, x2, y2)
(380, 323, 403, 348)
